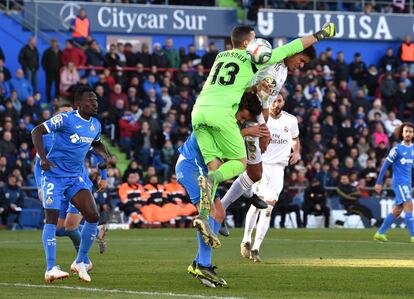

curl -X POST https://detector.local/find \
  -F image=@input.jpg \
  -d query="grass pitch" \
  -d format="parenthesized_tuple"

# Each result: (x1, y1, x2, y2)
(1, 228, 414, 299)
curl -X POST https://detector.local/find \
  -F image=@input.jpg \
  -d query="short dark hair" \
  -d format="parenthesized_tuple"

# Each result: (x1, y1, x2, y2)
(239, 92, 262, 116)
(231, 25, 254, 48)
(398, 122, 414, 141)
(74, 86, 95, 103)
(302, 46, 317, 60)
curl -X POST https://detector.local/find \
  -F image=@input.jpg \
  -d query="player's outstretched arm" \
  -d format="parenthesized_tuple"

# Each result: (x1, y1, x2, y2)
(266, 22, 336, 66)
(91, 140, 111, 170)
(31, 124, 55, 170)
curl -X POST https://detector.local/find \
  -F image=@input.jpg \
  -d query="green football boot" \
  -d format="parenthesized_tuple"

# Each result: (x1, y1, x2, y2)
(374, 232, 388, 242)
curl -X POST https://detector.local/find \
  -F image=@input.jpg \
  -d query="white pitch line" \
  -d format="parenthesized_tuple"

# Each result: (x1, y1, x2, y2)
(0, 283, 244, 299)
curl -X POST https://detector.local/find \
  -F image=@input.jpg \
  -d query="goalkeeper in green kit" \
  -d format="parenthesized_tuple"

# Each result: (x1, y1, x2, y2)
(192, 22, 336, 243)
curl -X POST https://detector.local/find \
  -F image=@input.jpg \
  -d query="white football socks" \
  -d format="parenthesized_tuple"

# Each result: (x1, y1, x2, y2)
(242, 205, 260, 244)
(252, 205, 273, 251)
(221, 171, 254, 210)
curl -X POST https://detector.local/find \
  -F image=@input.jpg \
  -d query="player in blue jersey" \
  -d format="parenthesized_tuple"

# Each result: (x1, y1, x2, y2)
(374, 123, 414, 242)
(32, 87, 111, 283)
(176, 92, 262, 287)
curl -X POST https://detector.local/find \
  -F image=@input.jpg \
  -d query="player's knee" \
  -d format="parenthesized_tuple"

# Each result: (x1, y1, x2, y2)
(247, 167, 262, 182)
(44, 209, 59, 224)
(84, 211, 100, 223)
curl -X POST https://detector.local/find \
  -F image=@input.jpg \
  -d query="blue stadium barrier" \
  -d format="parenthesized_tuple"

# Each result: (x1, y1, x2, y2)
(19, 208, 44, 229)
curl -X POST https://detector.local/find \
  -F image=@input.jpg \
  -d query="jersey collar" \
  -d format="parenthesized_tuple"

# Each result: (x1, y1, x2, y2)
(75, 110, 91, 122)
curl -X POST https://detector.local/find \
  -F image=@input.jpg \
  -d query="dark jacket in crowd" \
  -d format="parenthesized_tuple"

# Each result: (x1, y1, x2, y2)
(41, 47, 62, 73)
(18, 45, 39, 71)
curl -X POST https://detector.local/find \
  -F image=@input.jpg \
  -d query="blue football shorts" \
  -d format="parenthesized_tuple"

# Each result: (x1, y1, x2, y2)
(394, 184, 413, 206)
(175, 154, 219, 205)
(41, 175, 89, 215)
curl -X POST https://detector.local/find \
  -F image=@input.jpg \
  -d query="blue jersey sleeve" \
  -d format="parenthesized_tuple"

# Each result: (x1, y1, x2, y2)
(386, 146, 398, 163)
(43, 112, 69, 133)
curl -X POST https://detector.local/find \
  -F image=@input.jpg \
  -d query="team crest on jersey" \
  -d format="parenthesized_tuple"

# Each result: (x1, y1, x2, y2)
(46, 196, 53, 205)
(90, 123, 95, 132)
(412, 150, 414, 156)
(284, 126, 289, 133)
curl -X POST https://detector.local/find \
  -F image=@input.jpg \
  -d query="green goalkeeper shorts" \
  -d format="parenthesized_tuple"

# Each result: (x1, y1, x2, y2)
(191, 107, 246, 165)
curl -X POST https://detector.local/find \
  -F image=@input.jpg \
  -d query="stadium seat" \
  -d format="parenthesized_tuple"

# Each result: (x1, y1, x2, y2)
(19, 209, 44, 229)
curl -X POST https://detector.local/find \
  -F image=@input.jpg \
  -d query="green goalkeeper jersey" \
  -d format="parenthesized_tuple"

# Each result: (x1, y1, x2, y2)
(194, 38, 304, 112)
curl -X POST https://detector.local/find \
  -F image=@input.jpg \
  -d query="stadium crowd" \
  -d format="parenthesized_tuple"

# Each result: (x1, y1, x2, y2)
(0, 30, 412, 228)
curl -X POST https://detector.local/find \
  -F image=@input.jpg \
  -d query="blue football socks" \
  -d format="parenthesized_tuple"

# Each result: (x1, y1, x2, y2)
(378, 213, 394, 234)
(75, 221, 98, 264)
(42, 224, 57, 271)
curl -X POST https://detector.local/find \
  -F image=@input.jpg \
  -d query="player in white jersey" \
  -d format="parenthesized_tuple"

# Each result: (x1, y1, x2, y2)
(220, 47, 315, 235)
(240, 94, 301, 262)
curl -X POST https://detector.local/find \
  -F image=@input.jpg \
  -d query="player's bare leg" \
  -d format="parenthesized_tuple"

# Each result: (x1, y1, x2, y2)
(71, 190, 100, 282)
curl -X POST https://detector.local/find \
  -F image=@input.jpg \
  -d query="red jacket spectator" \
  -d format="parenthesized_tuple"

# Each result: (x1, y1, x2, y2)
(109, 84, 129, 109)
(61, 40, 86, 67)
(119, 114, 140, 139)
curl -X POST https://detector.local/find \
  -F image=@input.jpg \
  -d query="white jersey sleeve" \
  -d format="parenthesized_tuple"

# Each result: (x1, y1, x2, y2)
(291, 116, 299, 139)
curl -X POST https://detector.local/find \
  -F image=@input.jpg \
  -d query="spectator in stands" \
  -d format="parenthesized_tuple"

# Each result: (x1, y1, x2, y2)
(116, 43, 127, 67)
(0, 59, 11, 81)
(349, 52, 367, 89)
(0, 174, 25, 229)
(8, 69, 33, 102)
(366, 64, 379, 98)
(303, 78, 322, 100)
(41, 38, 62, 102)
(59, 62, 80, 96)
(137, 43, 152, 68)
(0, 130, 15, 160)
(151, 43, 169, 69)
(163, 38, 180, 69)
(105, 44, 122, 69)
(18, 36, 39, 92)
(124, 43, 136, 68)
(271, 186, 302, 228)
(395, 81, 412, 120)
(380, 72, 398, 110)
(0, 156, 8, 185)
(109, 84, 128, 109)
(399, 70, 412, 88)
(183, 44, 200, 66)
(9, 91, 21, 114)
(123, 160, 144, 182)
(334, 51, 349, 84)
(119, 112, 140, 159)
(118, 171, 148, 227)
(71, 7, 90, 46)
(61, 40, 86, 67)
(201, 42, 218, 69)
(303, 178, 330, 228)
(371, 122, 389, 148)
(336, 174, 377, 227)
(379, 47, 399, 73)
(383, 111, 402, 136)
(0, 73, 9, 99)
(85, 40, 106, 68)
(398, 34, 414, 74)
(143, 74, 162, 97)
(21, 96, 41, 122)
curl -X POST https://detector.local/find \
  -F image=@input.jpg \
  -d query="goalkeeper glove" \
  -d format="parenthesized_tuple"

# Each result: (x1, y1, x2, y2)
(313, 22, 336, 41)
